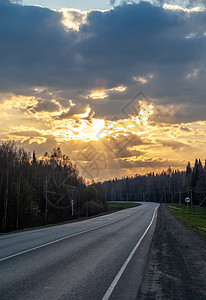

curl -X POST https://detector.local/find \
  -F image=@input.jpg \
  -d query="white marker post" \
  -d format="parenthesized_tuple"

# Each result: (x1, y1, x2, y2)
(70, 200, 75, 216)
(185, 197, 190, 219)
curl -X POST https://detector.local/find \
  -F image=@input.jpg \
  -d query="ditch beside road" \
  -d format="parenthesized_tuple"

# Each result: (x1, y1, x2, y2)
(138, 204, 206, 299)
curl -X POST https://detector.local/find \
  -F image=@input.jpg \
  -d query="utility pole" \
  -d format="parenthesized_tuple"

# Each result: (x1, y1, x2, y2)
(86, 197, 88, 217)
(179, 191, 181, 207)
(190, 189, 193, 207)
(44, 174, 49, 224)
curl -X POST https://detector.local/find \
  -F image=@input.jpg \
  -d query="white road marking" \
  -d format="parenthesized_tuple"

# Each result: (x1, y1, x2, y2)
(0, 206, 140, 262)
(102, 204, 159, 300)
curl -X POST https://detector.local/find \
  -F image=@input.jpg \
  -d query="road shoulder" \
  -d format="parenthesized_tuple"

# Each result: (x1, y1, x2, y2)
(138, 204, 206, 299)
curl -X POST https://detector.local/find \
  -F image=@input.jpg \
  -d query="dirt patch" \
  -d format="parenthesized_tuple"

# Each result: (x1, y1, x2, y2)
(138, 204, 206, 300)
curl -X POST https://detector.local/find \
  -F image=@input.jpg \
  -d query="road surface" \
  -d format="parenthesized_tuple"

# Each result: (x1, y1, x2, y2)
(0, 202, 159, 300)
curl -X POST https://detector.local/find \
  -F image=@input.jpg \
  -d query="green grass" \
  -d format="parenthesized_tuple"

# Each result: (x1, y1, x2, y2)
(107, 202, 138, 210)
(168, 204, 206, 237)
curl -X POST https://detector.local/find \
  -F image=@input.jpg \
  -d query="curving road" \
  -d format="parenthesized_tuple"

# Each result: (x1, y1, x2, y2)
(0, 202, 159, 300)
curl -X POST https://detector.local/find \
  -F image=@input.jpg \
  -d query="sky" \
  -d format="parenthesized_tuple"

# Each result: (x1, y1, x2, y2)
(1, 0, 206, 181)
(20, 0, 121, 11)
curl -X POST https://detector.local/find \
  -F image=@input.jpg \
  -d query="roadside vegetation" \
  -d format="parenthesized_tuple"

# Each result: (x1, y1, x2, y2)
(0, 142, 106, 232)
(1, 141, 206, 233)
(168, 204, 206, 237)
(102, 159, 206, 204)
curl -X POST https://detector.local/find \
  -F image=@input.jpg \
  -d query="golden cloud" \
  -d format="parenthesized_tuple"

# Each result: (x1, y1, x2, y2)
(0, 94, 206, 179)
(88, 85, 127, 99)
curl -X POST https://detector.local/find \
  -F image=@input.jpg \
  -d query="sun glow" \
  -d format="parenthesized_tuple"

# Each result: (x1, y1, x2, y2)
(0, 95, 38, 112)
(48, 118, 106, 142)
(89, 90, 108, 99)
(52, 101, 154, 142)
(60, 8, 88, 31)
(89, 85, 127, 100)
(1, 98, 155, 143)
(136, 101, 154, 126)
(1, 93, 206, 180)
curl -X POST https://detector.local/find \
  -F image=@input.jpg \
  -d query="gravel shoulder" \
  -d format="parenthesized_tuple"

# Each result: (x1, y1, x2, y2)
(138, 204, 206, 300)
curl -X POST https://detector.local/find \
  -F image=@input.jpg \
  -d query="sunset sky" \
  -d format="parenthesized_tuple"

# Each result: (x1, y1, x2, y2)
(0, 0, 206, 181)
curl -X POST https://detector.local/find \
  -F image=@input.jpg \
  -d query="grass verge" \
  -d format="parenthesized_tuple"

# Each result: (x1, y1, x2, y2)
(168, 204, 206, 238)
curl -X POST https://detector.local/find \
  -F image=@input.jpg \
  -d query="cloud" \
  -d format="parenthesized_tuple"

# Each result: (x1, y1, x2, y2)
(60, 8, 88, 31)
(0, 0, 206, 121)
(133, 74, 154, 84)
(33, 99, 61, 112)
(163, 4, 205, 12)
(0, 0, 11, 4)
(1, 93, 205, 179)
(110, 0, 116, 7)
(0, 1, 206, 179)
(186, 68, 202, 79)
(87, 85, 127, 99)
(156, 139, 190, 150)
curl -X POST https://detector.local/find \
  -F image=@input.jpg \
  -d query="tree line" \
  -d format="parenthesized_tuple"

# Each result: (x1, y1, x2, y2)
(1, 141, 205, 232)
(101, 159, 206, 206)
(0, 142, 106, 232)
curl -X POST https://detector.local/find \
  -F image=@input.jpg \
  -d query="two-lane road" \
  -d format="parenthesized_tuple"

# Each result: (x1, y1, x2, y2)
(0, 202, 159, 300)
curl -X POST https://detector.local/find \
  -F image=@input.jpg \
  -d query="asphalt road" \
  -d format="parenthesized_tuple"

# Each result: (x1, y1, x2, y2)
(0, 202, 159, 300)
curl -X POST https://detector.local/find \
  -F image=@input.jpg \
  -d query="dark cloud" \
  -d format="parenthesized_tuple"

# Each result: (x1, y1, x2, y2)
(100, 134, 144, 158)
(56, 104, 92, 120)
(32, 99, 60, 112)
(0, 1, 74, 90)
(0, 0, 11, 4)
(20, 136, 57, 155)
(0, 1, 206, 121)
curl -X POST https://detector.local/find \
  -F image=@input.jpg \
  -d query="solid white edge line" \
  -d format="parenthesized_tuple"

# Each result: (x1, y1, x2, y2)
(0, 206, 140, 262)
(102, 204, 160, 300)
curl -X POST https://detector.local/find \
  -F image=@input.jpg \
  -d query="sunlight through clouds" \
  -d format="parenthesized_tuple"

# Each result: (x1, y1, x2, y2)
(89, 90, 109, 99)
(0, 93, 206, 179)
(163, 4, 205, 12)
(88, 86, 127, 100)
(1, 0, 206, 179)
(60, 8, 88, 31)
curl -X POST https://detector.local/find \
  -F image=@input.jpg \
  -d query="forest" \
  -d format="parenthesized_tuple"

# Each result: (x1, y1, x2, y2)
(0, 142, 106, 232)
(0, 141, 206, 232)
(102, 159, 206, 206)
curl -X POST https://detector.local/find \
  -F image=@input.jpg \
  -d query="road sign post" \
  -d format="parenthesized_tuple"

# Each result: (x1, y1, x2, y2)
(185, 197, 190, 219)
(70, 200, 75, 216)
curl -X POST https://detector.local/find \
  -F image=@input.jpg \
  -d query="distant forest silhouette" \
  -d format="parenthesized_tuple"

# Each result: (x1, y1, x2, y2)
(102, 159, 206, 204)
(0, 142, 205, 232)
